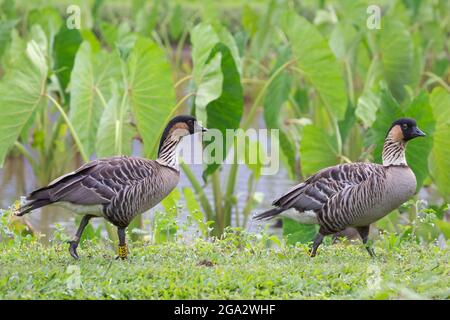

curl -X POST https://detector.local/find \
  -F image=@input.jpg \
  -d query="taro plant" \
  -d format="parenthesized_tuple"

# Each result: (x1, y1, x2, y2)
(0, 0, 449, 245)
(172, 0, 449, 241)
(248, 1, 450, 242)
(0, 6, 181, 242)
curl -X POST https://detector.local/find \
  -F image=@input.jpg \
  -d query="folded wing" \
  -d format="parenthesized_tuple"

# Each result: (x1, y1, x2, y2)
(17, 157, 155, 215)
(273, 163, 383, 212)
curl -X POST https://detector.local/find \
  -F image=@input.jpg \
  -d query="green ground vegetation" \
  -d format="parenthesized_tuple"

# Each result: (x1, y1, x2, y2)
(1, 232, 448, 299)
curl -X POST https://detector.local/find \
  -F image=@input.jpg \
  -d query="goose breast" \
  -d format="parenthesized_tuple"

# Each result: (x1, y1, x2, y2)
(353, 166, 416, 227)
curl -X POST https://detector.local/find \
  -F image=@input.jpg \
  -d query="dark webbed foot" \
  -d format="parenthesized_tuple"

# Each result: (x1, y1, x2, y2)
(68, 241, 79, 260)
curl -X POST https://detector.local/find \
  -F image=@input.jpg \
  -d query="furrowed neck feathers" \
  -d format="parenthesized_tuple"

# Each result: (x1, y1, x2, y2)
(382, 133, 407, 166)
(156, 134, 183, 170)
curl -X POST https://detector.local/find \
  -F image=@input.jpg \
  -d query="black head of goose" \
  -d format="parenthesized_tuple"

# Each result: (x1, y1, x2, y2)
(15, 115, 207, 259)
(254, 118, 425, 258)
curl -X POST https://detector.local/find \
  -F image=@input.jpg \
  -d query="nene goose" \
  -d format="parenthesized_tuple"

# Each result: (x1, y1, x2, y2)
(16, 115, 207, 259)
(254, 118, 425, 257)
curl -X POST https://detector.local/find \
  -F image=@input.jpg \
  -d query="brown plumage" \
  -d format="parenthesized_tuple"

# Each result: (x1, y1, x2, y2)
(16, 115, 207, 259)
(254, 118, 426, 257)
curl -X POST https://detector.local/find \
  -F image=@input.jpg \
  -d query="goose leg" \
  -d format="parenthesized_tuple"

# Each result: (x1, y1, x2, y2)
(116, 227, 128, 260)
(68, 215, 93, 259)
(309, 233, 324, 257)
(357, 226, 376, 258)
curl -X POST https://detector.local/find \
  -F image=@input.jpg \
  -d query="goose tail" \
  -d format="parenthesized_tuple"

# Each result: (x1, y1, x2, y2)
(253, 207, 285, 221)
(14, 199, 52, 216)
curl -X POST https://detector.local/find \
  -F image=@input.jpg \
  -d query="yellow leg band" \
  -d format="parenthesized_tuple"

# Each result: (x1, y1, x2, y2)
(118, 244, 128, 258)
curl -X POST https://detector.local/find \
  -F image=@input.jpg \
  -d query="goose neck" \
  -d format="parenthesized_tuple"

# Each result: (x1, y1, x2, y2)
(156, 135, 182, 169)
(382, 134, 407, 166)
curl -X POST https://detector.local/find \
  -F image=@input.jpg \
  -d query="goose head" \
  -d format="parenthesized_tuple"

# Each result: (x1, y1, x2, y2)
(161, 115, 207, 138)
(387, 118, 426, 142)
(158, 115, 207, 157)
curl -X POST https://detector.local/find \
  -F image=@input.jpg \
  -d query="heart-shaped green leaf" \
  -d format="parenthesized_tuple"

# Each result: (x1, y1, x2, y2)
(300, 124, 339, 177)
(430, 87, 450, 200)
(69, 42, 120, 156)
(127, 37, 176, 159)
(281, 11, 348, 120)
(0, 40, 48, 166)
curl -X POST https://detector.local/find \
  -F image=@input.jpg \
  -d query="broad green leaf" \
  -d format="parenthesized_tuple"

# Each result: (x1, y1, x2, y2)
(29, 24, 48, 57)
(69, 42, 120, 156)
(371, 90, 435, 190)
(191, 23, 219, 84)
(4, 31, 37, 142)
(80, 30, 101, 53)
(191, 23, 242, 84)
(194, 52, 223, 125)
(241, 4, 258, 36)
(430, 87, 450, 120)
(249, 0, 281, 64)
(430, 87, 450, 200)
(370, 89, 403, 152)
(96, 84, 136, 157)
(127, 37, 176, 159)
(334, 1, 368, 29)
(282, 217, 318, 245)
(356, 90, 379, 127)
(98, 22, 118, 49)
(338, 102, 357, 144)
(278, 131, 297, 179)
(213, 24, 242, 76)
(300, 125, 339, 177)
(329, 22, 359, 61)
(136, 0, 159, 37)
(263, 46, 292, 128)
(53, 26, 82, 92)
(199, 1, 219, 24)
(27, 7, 62, 46)
(116, 27, 137, 61)
(169, 3, 184, 40)
(191, 23, 243, 128)
(99, 22, 134, 54)
(0, 40, 48, 166)
(263, 46, 296, 177)
(1, 28, 24, 67)
(403, 92, 435, 188)
(379, 20, 413, 102)
(1, 0, 16, 19)
(233, 30, 248, 58)
(282, 11, 348, 120)
(0, 19, 18, 58)
(201, 43, 244, 179)
(292, 87, 309, 115)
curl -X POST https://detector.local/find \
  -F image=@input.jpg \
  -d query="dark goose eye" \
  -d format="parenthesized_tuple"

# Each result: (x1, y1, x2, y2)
(402, 124, 408, 130)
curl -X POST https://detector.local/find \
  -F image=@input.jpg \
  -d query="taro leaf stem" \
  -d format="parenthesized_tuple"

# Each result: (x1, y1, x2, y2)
(46, 94, 89, 162)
